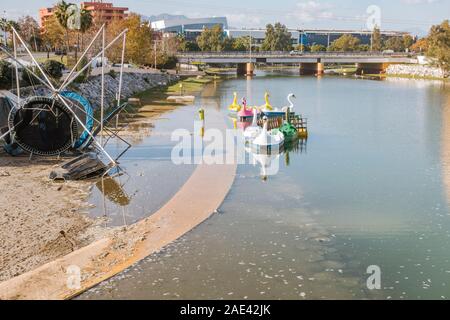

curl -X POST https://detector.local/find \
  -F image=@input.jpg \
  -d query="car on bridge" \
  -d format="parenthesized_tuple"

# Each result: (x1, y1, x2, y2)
(289, 50, 303, 55)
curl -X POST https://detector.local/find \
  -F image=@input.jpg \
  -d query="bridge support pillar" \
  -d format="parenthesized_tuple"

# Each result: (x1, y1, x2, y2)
(300, 63, 324, 76)
(237, 63, 254, 76)
(356, 63, 390, 75)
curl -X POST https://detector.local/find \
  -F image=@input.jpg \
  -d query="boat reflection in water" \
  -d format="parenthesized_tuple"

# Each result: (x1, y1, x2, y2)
(245, 137, 307, 181)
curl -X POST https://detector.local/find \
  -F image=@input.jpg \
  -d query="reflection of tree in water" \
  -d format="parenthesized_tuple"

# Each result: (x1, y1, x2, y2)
(284, 138, 307, 166)
(96, 177, 131, 207)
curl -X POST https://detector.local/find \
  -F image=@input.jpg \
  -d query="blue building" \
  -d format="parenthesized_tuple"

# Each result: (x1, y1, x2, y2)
(299, 29, 410, 48)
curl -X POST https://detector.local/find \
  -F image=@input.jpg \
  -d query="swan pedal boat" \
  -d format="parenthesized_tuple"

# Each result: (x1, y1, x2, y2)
(244, 109, 262, 142)
(228, 92, 242, 112)
(250, 116, 285, 154)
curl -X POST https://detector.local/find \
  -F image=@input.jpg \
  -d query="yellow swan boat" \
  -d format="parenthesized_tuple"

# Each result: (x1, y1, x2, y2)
(259, 92, 273, 111)
(228, 92, 242, 112)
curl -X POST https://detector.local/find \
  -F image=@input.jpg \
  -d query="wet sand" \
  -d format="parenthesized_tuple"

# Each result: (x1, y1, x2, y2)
(0, 77, 227, 299)
(0, 108, 236, 300)
(0, 152, 110, 282)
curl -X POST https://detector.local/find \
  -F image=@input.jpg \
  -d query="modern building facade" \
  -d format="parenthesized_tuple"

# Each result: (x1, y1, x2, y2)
(39, 1, 129, 29)
(150, 15, 409, 50)
(151, 16, 228, 41)
(299, 29, 410, 48)
(226, 28, 300, 47)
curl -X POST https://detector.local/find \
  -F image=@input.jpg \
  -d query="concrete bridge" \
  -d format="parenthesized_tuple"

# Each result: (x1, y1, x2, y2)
(177, 51, 418, 75)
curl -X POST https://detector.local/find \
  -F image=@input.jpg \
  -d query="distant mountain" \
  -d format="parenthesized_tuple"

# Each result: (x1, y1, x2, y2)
(141, 14, 188, 23)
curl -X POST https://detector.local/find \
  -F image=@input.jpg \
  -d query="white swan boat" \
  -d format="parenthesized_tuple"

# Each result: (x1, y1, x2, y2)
(281, 93, 296, 113)
(250, 116, 284, 154)
(243, 109, 261, 142)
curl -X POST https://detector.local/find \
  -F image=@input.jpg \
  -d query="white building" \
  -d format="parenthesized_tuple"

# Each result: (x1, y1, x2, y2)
(151, 16, 228, 41)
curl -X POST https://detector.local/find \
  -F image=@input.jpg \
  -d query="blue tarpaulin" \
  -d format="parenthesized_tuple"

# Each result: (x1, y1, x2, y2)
(60, 91, 94, 149)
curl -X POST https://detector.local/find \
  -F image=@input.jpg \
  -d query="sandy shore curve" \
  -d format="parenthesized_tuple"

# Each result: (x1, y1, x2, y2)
(0, 109, 236, 300)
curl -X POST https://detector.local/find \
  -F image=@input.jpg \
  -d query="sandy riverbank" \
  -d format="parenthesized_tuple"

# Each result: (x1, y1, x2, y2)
(0, 75, 229, 299)
(0, 152, 111, 282)
(0, 105, 236, 300)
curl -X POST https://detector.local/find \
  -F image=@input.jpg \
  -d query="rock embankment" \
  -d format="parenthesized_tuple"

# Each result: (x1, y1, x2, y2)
(73, 71, 179, 109)
(386, 64, 448, 79)
(14, 71, 179, 109)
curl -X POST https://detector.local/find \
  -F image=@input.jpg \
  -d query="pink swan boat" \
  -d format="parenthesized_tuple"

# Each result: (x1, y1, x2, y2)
(238, 97, 254, 120)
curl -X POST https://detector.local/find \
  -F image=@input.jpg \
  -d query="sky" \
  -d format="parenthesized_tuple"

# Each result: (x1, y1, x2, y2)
(1, 0, 449, 35)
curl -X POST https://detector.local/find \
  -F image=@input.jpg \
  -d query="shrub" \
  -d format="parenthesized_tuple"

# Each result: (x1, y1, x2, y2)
(160, 55, 178, 69)
(108, 69, 117, 79)
(41, 60, 64, 80)
(74, 57, 91, 83)
(0, 60, 14, 89)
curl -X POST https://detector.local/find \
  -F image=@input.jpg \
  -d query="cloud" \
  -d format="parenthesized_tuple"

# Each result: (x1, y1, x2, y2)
(400, 0, 439, 4)
(290, 1, 334, 23)
(225, 13, 265, 28)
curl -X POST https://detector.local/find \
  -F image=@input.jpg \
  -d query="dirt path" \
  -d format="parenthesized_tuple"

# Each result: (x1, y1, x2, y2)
(0, 152, 109, 282)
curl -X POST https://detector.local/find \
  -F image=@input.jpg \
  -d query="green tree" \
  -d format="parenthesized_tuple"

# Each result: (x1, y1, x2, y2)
(427, 20, 450, 71)
(43, 60, 64, 79)
(372, 26, 382, 51)
(79, 8, 93, 50)
(329, 34, 360, 51)
(182, 40, 200, 52)
(403, 34, 414, 51)
(233, 36, 251, 51)
(0, 18, 20, 47)
(261, 24, 275, 51)
(221, 37, 235, 51)
(310, 44, 326, 52)
(54, 1, 74, 55)
(0, 60, 14, 89)
(196, 25, 225, 51)
(384, 37, 405, 52)
(262, 23, 292, 51)
(295, 44, 309, 52)
(357, 44, 371, 51)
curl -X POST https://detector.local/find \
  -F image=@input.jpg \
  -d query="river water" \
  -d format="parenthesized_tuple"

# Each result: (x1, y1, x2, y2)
(80, 72, 450, 300)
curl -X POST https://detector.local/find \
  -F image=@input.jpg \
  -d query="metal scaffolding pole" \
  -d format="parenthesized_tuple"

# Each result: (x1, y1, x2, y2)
(100, 26, 106, 146)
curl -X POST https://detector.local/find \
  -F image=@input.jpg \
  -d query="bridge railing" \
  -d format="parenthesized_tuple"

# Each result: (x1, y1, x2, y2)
(177, 51, 414, 58)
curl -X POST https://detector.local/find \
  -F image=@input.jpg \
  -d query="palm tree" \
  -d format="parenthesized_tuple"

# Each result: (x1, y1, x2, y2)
(79, 8, 93, 51)
(54, 0, 73, 56)
(0, 18, 20, 47)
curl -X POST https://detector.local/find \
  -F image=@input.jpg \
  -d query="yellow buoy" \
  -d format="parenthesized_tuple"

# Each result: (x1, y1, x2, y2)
(198, 108, 205, 121)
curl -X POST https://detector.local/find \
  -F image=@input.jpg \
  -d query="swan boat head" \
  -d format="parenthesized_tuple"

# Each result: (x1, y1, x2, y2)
(228, 92, 242, 112)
